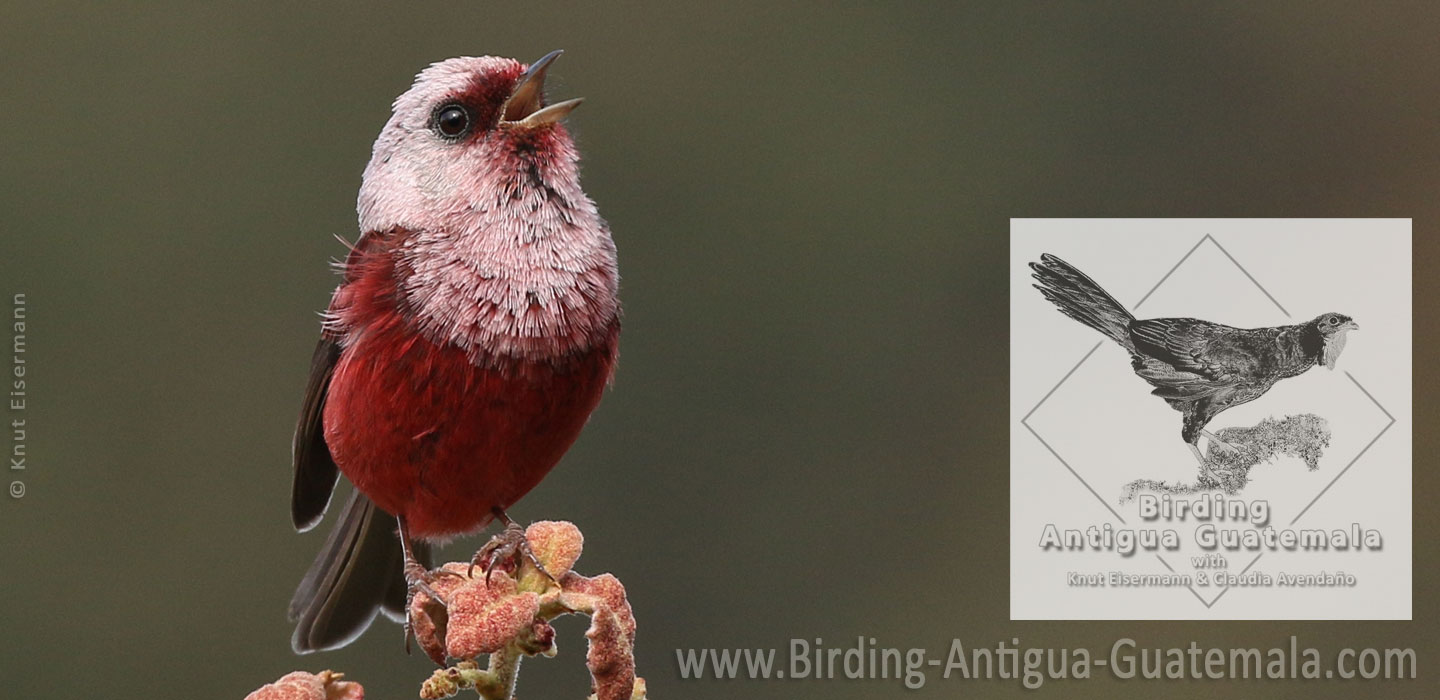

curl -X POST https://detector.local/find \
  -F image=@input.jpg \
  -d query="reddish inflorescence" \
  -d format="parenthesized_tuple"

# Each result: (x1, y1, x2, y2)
(244, 671, 363, 700)
(409, 521, 646, 700)
(250, 522, 644, 700)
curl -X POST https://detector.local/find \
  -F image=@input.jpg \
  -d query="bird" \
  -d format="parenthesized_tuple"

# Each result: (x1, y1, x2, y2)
(1029, 253, 1356, 480)
(287, 51, 621, 653)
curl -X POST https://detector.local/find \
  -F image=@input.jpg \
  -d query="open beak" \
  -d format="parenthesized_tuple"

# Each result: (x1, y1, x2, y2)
(500, 49, 584, 128)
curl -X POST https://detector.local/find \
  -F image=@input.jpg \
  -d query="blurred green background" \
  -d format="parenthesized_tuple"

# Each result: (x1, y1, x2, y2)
(1, 1, 1436, 698)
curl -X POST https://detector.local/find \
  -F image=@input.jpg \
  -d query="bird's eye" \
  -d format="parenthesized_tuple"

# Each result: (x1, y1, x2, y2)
(434, 104, 471, 139)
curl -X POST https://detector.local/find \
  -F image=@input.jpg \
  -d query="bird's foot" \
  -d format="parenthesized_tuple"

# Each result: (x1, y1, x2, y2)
(404, 559, 464, 607)
(402, 559, 464, 657)
(469, 511, 554, 586)
(396, 516, 464, 659)
(1201, 429, 1243, 454)
(1188, 443, 1222, 486)
(1198, 464, 1220, 486)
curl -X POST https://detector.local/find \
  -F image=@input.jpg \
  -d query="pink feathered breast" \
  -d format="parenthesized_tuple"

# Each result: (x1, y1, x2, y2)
(321, 229, 618, 539)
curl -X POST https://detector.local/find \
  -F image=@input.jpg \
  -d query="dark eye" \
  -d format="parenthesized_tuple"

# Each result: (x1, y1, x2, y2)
(434, 104, 471, 139)
(1326, 317, 1338, 325)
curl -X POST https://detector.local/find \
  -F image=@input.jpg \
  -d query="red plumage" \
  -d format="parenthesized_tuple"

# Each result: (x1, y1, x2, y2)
(288, 52, 620, 653)
(323, 232, 618, 539)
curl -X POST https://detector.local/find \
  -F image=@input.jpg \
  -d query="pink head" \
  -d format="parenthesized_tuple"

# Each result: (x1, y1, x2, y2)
(357, 51, 586, 234)
(352, 52, 619, 366)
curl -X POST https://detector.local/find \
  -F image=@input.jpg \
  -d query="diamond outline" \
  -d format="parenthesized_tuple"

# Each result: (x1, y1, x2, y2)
(1020, 233, 1396, 610)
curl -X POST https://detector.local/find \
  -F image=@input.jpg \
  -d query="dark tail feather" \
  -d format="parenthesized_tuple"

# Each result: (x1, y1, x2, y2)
(1030, 253, 1136, 350)
(288, 490, 428, 652)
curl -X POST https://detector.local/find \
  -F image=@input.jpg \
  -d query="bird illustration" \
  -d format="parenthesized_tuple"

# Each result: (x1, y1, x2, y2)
(1030, 253, 1357, 480)
(288, 51, 620, 652)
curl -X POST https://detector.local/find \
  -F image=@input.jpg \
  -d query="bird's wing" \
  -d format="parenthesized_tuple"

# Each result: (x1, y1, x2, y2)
(291, 337, 342, 532)
(1129, 318, 1253, 381)
(290, 231, 382, 532)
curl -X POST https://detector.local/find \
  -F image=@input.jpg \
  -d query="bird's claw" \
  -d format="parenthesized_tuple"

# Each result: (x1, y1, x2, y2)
(1188, 443, 1224, 488)
(1197, 464, 1220, 486)
(402, 561, 458, 657)
(469, 520, 553, 586)
(404, 560, 462, 606)
(1210, 439, 1241, 454)
(1202, 430, 1243, 454)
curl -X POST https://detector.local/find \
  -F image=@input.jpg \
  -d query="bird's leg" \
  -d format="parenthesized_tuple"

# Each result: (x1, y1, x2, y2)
(399, 516, 461, 604)
(470, 508, 554, 585)
(398, 516, 459, 655)
(1201, 429, 1241, 454)
(1188, 442, 1219, 484)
